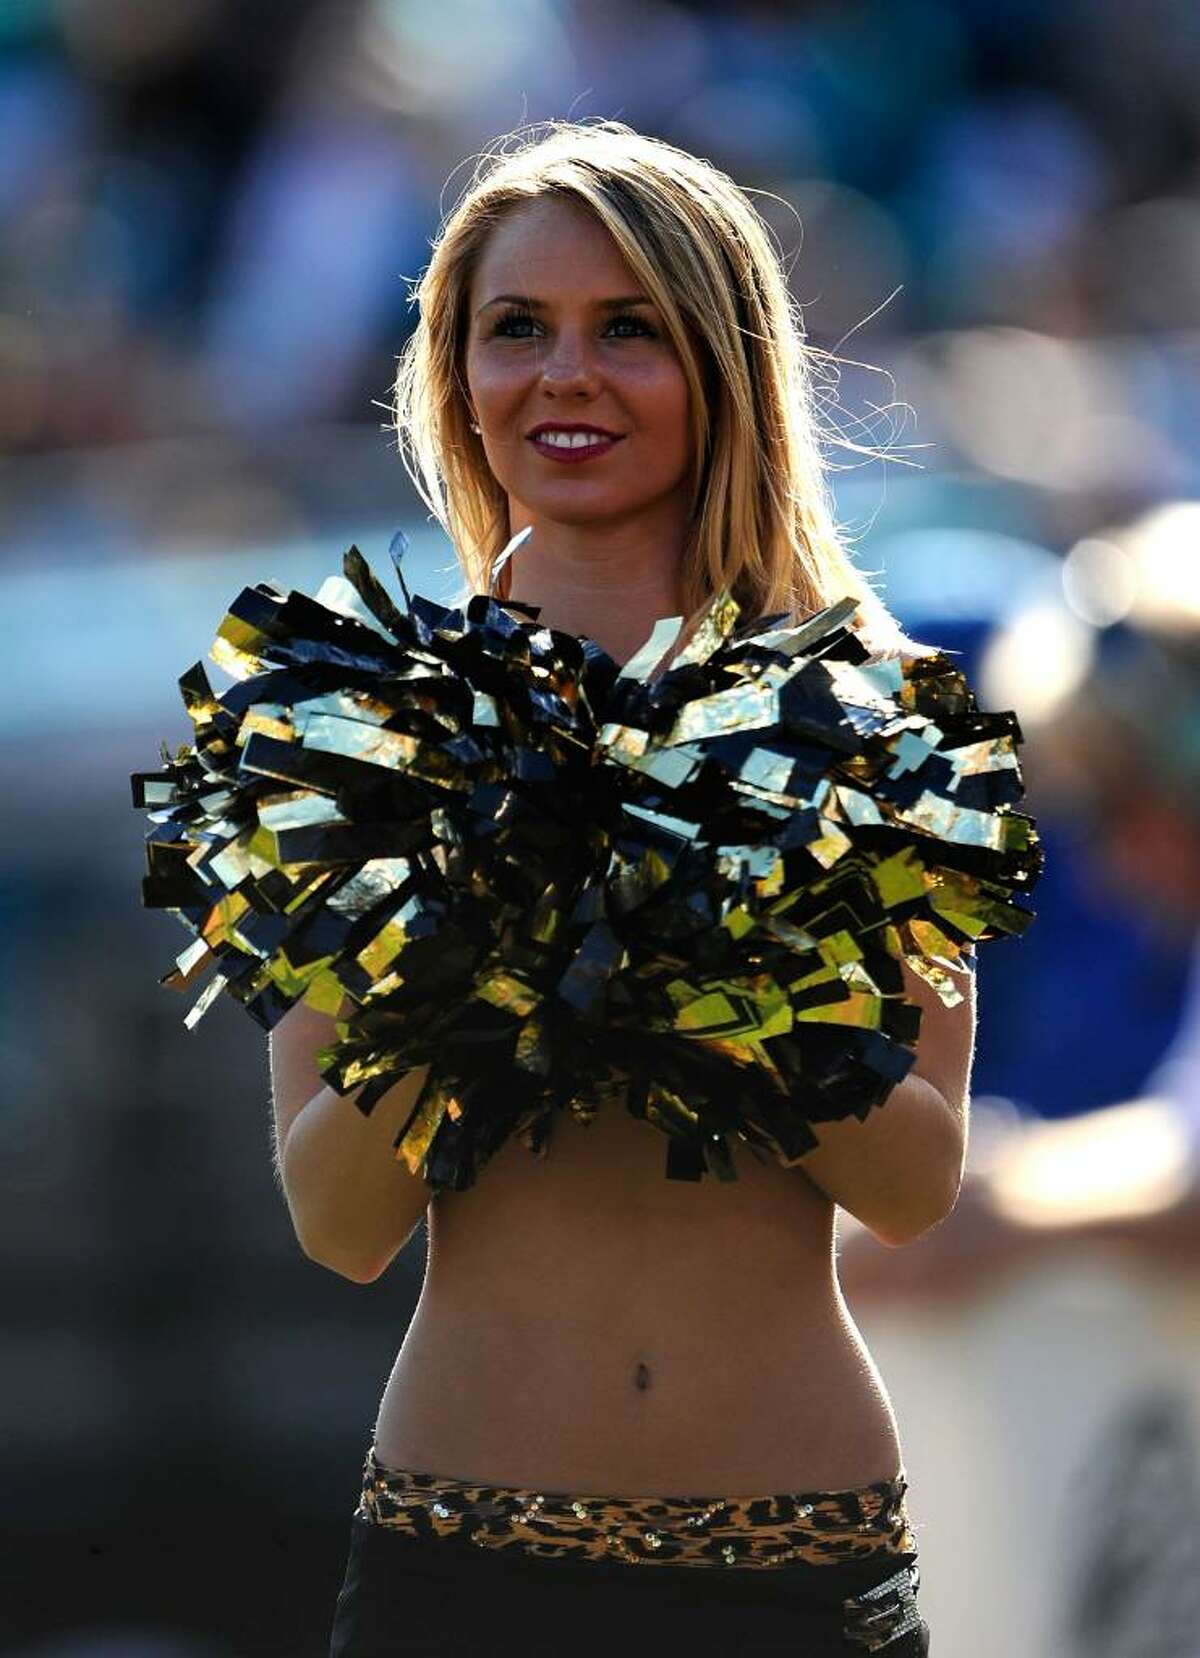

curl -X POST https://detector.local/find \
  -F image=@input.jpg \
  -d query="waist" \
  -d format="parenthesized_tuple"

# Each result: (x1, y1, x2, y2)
(355, 1444, 917, 1571)
(376, 1293, 902, 1493)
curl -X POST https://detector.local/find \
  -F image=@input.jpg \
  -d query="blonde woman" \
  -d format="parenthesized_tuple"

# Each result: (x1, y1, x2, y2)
(273, 121, 975, 1656)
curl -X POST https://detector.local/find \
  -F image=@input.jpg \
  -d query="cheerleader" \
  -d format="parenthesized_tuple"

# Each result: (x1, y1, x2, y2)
(136, 119, 1039, 1656)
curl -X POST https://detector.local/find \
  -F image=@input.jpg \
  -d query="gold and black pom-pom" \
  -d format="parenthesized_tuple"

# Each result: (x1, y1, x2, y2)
(132, 538, 1042, 1191)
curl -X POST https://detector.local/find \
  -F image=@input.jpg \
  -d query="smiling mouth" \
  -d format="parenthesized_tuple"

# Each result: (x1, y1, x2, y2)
(527, 427, 624, 462)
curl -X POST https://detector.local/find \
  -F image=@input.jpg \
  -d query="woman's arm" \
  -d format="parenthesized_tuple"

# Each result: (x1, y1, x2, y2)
(270, 999, 433, 1283)
(796, 958, 977, 1247)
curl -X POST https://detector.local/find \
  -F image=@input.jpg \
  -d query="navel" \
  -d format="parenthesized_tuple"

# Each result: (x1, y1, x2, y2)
(633, 1361, 651, 1392)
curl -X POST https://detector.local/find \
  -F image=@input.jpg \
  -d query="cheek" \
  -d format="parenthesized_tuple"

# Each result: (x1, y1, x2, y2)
(634, 361, 691, 464)
(464, 345, 531, 422)
(465, 352, 530, 474)
(464, 357, 502, 416)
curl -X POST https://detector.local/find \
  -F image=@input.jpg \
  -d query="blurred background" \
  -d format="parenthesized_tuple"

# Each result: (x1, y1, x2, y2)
(3, 0, 1200, 1653)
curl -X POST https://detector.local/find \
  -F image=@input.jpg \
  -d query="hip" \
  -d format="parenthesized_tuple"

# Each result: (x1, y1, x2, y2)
(329, 1446, 929, 1656)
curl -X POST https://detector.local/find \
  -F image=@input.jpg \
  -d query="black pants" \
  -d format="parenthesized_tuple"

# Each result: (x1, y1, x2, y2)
(328, 1512, 931, 1656)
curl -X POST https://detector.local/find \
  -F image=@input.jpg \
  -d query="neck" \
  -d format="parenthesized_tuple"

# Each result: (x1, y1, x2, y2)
(501, 504, 687, 664)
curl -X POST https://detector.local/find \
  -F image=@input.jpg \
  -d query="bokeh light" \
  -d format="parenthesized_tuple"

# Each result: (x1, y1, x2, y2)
(5, 5, 1200, 1654)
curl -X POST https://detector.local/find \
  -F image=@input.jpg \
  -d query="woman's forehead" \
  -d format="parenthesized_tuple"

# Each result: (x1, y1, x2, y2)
(470, 197, 641, 304)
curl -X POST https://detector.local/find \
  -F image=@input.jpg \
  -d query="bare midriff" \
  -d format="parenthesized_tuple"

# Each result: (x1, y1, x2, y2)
(372, 1100, 903, 1498)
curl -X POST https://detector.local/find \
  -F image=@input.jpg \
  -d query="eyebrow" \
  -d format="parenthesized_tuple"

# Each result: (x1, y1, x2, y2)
(474, 293, 654, 318)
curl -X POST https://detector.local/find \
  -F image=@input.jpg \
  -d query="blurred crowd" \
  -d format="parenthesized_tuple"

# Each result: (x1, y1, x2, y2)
(4, 0, 1200, 491)
(4, 2, 1200, 1655)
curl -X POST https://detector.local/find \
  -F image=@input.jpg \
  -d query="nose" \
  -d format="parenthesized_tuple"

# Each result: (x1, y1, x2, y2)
(538, 326, 601, 398)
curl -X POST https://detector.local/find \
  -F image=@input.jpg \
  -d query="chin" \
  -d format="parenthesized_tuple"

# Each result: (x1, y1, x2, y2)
(521, 475, 682, 523)
(530, 500, 641, 527)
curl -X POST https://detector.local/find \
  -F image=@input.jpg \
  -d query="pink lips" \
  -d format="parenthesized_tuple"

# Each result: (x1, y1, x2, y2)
(526, 423, 624, 464)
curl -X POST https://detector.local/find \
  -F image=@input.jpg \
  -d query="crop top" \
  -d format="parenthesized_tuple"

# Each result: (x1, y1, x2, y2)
(131, 540, 1041, 1194)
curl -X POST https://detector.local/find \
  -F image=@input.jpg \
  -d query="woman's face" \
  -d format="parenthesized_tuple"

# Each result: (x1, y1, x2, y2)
(464, 195, 693, 537)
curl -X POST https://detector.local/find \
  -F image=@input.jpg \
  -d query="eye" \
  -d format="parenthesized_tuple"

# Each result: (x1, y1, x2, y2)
(487, 307, 659, 340)
(604, 312, 656, 338)
(490, 306, 540, 338)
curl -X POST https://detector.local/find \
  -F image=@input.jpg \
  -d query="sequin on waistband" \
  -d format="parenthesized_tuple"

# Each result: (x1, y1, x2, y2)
(355, 1446, 918, 1570)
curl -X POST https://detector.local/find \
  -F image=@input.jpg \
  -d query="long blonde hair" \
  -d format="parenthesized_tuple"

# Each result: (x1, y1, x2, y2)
(393, 119, 919, 651)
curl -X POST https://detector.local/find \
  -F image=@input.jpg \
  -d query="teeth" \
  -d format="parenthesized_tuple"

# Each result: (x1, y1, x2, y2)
(537, 430, 609, 448)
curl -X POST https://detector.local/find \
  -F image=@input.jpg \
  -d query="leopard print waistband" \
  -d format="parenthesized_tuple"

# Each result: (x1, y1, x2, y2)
(356, 1445, 918, 1570)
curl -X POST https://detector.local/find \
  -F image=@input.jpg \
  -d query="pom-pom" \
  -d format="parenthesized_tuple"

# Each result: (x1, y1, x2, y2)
(132, 540, 1042, 1190)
